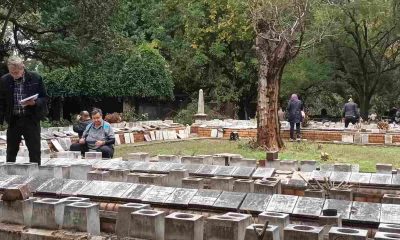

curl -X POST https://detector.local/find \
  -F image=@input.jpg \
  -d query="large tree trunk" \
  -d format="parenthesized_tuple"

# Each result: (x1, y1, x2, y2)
(256, 42, 287, 151)
(359, 94, 371, 120)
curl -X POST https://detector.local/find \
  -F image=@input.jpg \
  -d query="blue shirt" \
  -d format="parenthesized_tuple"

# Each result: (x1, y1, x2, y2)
(82, 120, 115, 149)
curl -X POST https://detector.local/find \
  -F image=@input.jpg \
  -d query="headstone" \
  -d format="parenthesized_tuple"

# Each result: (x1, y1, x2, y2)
(124, 133, 131, 144)
(323, 199, 352, 220)
(293, 197, 325, 217)
(189, 189, 222, 208)
(142, 186, 176, 204)
(342, 134, 354, 143)
(266, 194, 299, 214)
(239, 193, 272, 213)
(385, 134, 393, 145)
(214, 166, 237, 176)
(350, 201, 381, 223)
(370, 173, 392, 185)
(213, 191, 247, 211)
(252, 168, 275, 179)
(36, 178, 69, 195)
(60, 180, 89, 196)
(195, 165, 218, 176)
(121, 184, 154, 202)
(77, 181, 112, 197)
(164, 188, 198, 206)
(377, 164, 393, 174)
(231, 167, 256, 178)
(98, 182, 132, 199)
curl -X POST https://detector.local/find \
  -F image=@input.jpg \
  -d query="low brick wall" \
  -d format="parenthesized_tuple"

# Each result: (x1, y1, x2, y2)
(195, 127, 400, 145)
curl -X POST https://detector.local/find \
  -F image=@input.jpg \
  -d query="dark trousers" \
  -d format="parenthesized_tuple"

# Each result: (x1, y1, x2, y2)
(70, 143, 114, 159)
(345, 116, 357, 128)
(290, 122, 301, 139)
(7, 116, 41, 165)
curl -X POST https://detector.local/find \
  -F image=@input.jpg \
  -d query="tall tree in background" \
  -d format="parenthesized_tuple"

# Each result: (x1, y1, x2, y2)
(329, 0, 400, 118)
(249, 0, 312, 150)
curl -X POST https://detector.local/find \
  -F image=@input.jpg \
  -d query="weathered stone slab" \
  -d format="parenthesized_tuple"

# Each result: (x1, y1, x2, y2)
(121, 184, 154, 202)
(213, 191, 247, 210)
(35, 178, 70, 195)
(231, 167, 255, 178)
(392, 175, 400, 186)
(214, 166, 237, 176)
(164, 188, 198, 206)
(239, 193, 272, 213)
(323, 199, 352, 220)
(252, 168, 275, 179)
(131, 162, 153, 172)
(142, 186, 176, 204)
(77, 181, 113, 197)
(189, 189, 222, 208)
(164, 163, 185, 172)
(330, 171, 351, 182)
(381, 204, 400, 224)
(0, 175, 31, 190)
(266, 194, 299, 214)
(98, 182, 132, 199)
(292, 197, 325, 217)
(148, 162, 171, 173)
(349, 172, 371, 184)
(195, 165, 218, 176)
(311, 171, 332, 181)
(60, 180, 89, 196)
(182, 164, 203, 174)
(370, 173, 393, 185)
(25, 177, 52, 192)
(350, 201, 381, 223)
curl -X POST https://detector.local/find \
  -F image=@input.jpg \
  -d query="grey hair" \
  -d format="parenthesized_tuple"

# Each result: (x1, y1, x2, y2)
(7, 56, 24, 66)
(91, 108, 103, 116)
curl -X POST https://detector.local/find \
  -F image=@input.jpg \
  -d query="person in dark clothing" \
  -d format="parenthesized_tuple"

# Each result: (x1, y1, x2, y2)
(0, 56, 48, 165)
(343, 98, 359, 128)
(286, 93, 303, 141)
(73, 111, 92, 138)
(70, 108, 115, 158)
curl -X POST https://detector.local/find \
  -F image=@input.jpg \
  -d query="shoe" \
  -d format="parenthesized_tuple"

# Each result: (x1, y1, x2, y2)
(289, 138, 295, 142)
(296, 138, 301, 141)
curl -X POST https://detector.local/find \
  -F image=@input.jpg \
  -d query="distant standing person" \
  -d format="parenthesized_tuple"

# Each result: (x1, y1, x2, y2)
(0, 56, 48, 165)
(343, 98, 359, 128)
(73, 111, 92, 138)
(286, 93, 303, 141)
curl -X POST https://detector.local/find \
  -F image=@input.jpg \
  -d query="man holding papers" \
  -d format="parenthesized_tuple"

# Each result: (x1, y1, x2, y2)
(0, 56, 48, 165)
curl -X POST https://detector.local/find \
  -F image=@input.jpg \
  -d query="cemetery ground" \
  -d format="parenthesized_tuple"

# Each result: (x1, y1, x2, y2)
(115, 139, 400, 172)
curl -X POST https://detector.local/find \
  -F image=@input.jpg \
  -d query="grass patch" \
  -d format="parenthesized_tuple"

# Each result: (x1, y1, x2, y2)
(115, 139, 400, 172)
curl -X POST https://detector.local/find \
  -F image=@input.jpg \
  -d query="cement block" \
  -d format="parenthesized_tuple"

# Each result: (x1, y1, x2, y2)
(60, 196, 90, 205)
(233, 179, 254, 193)
(210, 176, 234, 191)
(38, 165, 70, 179)
(85, 151, 102, 159)
(158, 155, 180, 163)
(377, 164, 393, 174)
(230, 158, 257, 167)
(182, 155, 212, 165)
(139, 174, 167, 186)
(2, 184, 32, 201)
(63, 202, 100, 235)
(0, 198, 35, 226)
(205, 215, 248, 240)
(319, 214, 342, 238)
(13, 163, 39, 176)
(305, 189, 326, 198)
(182, 177, 204, 189)
(165, 212, 204, 240)
(127, 152, 150, 162)
(127, 172, 143, 183)
(385, 135, 393, 145)
(374, 232, 400, 239)
(259, 212, 290, 239)
(383, 194, 400, 204)
(333, 163, 352, 172)
(378, 223, 400, 234)
(87, 170, 110, 181)
(266, 151, 279, 161)
(213, 156, 228, 166)
(168, 169, 189, 187)
(300, 160, 317, 172)
(116, 203, 151, 238)
(69, 164, 93, 180)
(244, 224, 280, 240)
(284, 224, 323, 240)
(254, 178, 281, 194)
(31, 198, 65, 230)
(328, 227, 368, 240)
(108, 169, 129, 182)
(222, 212, 252, 229)
(329, 188, 353, 201)
(130, 209, 165, 240)
(279, 160, 298, 171)
(265, 160, 281, 169)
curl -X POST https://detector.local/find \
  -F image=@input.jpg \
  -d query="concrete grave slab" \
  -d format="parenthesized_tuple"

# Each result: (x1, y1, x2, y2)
(195, 164, 219, 176)
(164, 188, 198, 206)
(214, 166, 237, 176)
(59, 180, 90, 196)
(349, 172, 371, 184)
(98, 182, 133, 199)
(142, 186, 176, 204)
(381, 204, 400, 225)
(370, 173, 393, 185)
(121, 184, 154, 202)
(311, 171, 332, 181)
(182, 164, 203, 174)
(330, 171, 351, 182)
(77, 180, 113, 197)
(36, 178, 71, 195)
(266, 194, 299, 214)
(323, 199, 352, 220)
(252, 167, 275, 179)
(231, 167, 256, 178)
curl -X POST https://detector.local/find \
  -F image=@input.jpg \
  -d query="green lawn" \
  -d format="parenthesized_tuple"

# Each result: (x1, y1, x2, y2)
(115, 139, 400, 172)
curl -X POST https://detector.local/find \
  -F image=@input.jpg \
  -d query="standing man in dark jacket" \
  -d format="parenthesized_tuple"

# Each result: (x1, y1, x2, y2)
(287, 93, 303, 141)
(73, 111, 92, 138)
(0, 56, 48, 165)
(343, 98, 359, 128)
